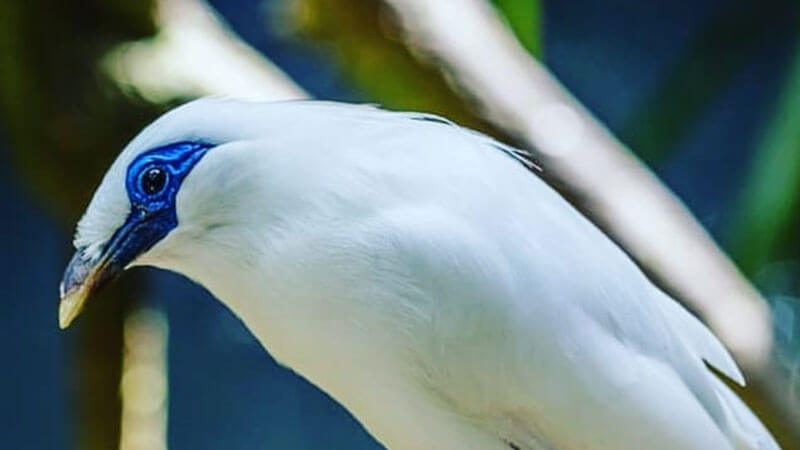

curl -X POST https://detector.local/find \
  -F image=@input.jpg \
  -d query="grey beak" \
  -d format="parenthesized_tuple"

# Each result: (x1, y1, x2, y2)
(58, 249, 121, 329)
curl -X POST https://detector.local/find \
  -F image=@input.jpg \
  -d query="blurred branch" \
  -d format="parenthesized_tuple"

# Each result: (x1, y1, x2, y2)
(105, 0, 307, 103)
(119, 308, 169, 450)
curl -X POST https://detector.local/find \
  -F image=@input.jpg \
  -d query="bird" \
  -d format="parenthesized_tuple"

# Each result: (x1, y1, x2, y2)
(59, 98, 778, 450)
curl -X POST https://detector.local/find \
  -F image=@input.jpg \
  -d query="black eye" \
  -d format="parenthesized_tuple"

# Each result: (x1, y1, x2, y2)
(141, 167, 168, 195)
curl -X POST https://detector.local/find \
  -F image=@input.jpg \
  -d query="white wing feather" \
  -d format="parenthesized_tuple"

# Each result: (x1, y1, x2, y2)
(367, 111, 778, 449)
(656, 291, 745, 386)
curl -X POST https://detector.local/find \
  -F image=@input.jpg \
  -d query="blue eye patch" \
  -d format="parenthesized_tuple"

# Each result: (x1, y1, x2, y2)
(100, 142, 214, 268)
(125, 142, 214, 214)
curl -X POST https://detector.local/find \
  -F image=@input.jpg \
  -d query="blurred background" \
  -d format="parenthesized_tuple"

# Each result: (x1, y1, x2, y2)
(1, 0, 799, 448)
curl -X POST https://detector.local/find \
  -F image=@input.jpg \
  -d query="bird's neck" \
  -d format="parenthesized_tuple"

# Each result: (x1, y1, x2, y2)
(157, 216, 416, 392)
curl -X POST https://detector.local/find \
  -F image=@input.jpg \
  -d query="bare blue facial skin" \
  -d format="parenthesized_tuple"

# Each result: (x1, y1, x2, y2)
(112, 142, 213, 267)
(60, 142, 213, 296)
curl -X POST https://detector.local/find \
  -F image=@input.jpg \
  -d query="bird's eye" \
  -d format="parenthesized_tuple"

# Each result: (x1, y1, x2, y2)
(140, 167, 168, 196)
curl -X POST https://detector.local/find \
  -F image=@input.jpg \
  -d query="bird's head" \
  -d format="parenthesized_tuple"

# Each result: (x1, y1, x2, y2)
(59, 98, 400, 328)
(58, 98, 287, 329)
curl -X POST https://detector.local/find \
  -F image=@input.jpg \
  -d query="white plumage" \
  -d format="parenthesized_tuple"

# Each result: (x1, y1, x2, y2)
(69, 99, 778, 449)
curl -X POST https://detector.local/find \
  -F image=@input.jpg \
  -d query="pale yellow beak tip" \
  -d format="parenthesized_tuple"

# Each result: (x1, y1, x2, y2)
(58, 286, 87, 330)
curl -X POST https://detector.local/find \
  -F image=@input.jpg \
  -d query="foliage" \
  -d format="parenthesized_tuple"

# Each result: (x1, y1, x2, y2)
(620, 2, 796, 165)
(731, 41, 800, 276)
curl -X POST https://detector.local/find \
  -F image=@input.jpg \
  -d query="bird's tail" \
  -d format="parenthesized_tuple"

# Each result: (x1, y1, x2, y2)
(711, 376, 781, 450)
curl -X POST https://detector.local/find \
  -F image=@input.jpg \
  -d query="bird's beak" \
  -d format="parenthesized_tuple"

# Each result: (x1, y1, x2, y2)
(58, 207, 169, 329)
(58, 248, 123, 329)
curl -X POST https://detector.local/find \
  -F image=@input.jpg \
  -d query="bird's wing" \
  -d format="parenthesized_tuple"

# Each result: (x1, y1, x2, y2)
(271, 105, 778, 449)
(656, 292, 744, 386)
(402, 207, 778, 450)
(652, 290, 778, 450)
(363, 115, 779, 450)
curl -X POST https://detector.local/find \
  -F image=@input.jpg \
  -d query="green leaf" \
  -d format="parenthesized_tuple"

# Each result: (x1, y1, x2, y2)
(490, 0, 542, 58)
(620, 3, 787, 165)
(730, 40, 800, 275)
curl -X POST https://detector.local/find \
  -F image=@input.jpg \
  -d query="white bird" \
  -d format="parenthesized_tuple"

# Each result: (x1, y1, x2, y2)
(59, 99, 778, 450)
